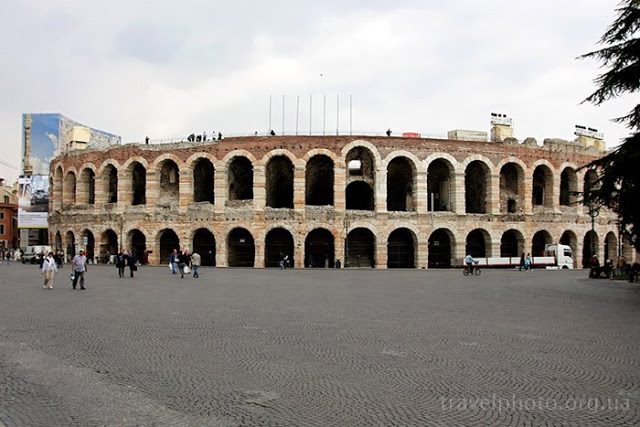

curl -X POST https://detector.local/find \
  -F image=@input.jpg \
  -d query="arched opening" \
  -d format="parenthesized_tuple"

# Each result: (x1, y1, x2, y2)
(560, 167, 578, 206)
(128, 229, 147, 264)
(104, 164, 118, 204)
(560, 230, 578, 267)
(532, 165, 553, 207)
(346, 147, 375, 180)
(264, 228, 294, 268)
(465, 161, 490, 214)
(100, 229, 118, 261)
(583, 169, 598, 206)
(193, 158, 215, 203)
(427, 159, 454, 212)
(428, 228, 453, 268)
(65, 231, 76, 259)
(79, 168, 95, 205)
(604, 231, 617, 261)
(582, 230, 599, 267)
(466, 229, 490, 258)
(346, 228, 375, 268)
(500, 229, 524, 258)
(159, 160, 180, 202)
(345, 181, 374, 210)
(266, 155, 294, 208)
(531, 230, 552, 257)
(53, 166, 63, 209)
(228, 156, 254, 201)
(159, 229, 180, 264)
(387, 228, 416, 268)
(131, 162, 146, 205)
(386, 157, 416, 212)
(192, 228, 216, 266)
(63, 172, 76, 205)
(81, 230, 95, 262)
(305, 155, 334, 206)
(54, 231, 63, 252)
(305, 228, 335, 268)
(499, 163, 524, 213)
(227, 228, 255, 267)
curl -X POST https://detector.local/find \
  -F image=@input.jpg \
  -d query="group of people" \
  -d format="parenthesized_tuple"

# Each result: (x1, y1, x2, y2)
(187, 132, 222, 143)
(169, 249, 201, 279)
(589, 255, 640, 282)
(115, 251, 137, 278)
(41, 249, 88, 290)
(519, 253, 533, 271)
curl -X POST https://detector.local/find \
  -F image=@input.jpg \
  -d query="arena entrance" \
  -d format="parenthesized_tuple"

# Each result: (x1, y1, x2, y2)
(81, 230, 95, 261)
(387, 228, 415, 268)
(264, 228, 294, 268)
(346, 228, 375, 268)
(192, 228, 216, 266)
(227, 228, 255, 267)
(583, 231, 599, 268)
(129, 229, 147, 264)
(466, 229, 489, 258)
(100, 229, 118, 261)
(428, 229, 452, 268)
(304, 228, 334, 268)
(159, 229, 180, 264)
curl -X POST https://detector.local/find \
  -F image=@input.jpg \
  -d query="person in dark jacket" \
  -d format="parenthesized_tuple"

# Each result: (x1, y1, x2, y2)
(177, 250, 191, 279)
(125, 251, 137, 278)
(116, 251, 126, 278)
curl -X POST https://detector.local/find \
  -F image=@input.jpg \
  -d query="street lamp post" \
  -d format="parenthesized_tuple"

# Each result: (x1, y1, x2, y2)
(343, 215, 350, 268)
(588, 201, 600, 259)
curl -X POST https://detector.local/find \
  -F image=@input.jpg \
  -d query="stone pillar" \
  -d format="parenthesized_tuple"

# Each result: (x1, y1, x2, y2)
(334, 229, 345, 268)
(293, 165, 305, 210)
(179, 168, 192, 209)
(116, 170, 129, 207)
(523, 176, 533, 214)
(488, 174, 500, 215)
(490, 240, 501, 258)
(294, 233, 304, 268)
(415, 171, 427, 214)
(453, 235, 466, 267)
(454, 172, 466, 215)
(254, 165, 266, 210)
(94, 173, 105, 207)
(146, 170, 159, 207)
(214, 167, 227, 213)
(217, 236, 228, 268)
(376, 239, 387, 269)
(416, 237, 426, 269)
(376, 172, 386, 213)
(334, 168, 346, 211)
(254, 239, 265, 268)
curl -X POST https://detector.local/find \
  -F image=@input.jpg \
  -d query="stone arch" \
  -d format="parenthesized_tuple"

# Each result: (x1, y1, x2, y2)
(499, 162, 525, 213)
(227, 155, 254, 202)
(560, 166, 578, 206)
(560, 230, 578, 267)
(583, 230, 599, 267)
(305, 154, 334, 206)
(583, 168, 599, 206)
(54, 231, 63, 252)
(305, 228, 335, 268)
(80, 229, 96, 261)
(466, 228, 491, 258)
(157, 228, 180, 264)
(192, 157, 215, 204)
(341, 140, 382, 166)
(156, 158, 180, 202)
(386, 156, 417, 212)
(604, 231, 618, 261)
(99, 228, 119, 261)
(303, 148, 341, 166)
(78, 165, 96, 205)
(345, 227, 376, 268)
(126, 229, 147, 264)
(531, 230, 552, 257)
(101, 163, 118, 204)
(264, 227, 295, 267)
(465, 160, 491, 214)
(65, 230, 76, 259)
(266, 155, 294, 208)
(261, 149, 299, 167)
(126, 161, 147, 205)
(531, 161, 554, 208)
(387, 227, 417, 268)
(227, 227, 255, 267)
(426, 156, 456, 212)
(500, 229, 524, 257)
(63, 171, 77, 205)
(428, 228, 455, 268)
(192, 227, 216, 266)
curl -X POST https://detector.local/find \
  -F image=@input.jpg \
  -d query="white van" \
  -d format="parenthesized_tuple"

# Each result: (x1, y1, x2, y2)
(21, 245, 53, 264)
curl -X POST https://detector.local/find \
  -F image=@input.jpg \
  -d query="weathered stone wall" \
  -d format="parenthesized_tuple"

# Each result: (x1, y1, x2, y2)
(48, 135, 636, 268)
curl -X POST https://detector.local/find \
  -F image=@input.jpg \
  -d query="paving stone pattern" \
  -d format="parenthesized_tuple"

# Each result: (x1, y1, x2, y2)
(0, 264, 639, 426)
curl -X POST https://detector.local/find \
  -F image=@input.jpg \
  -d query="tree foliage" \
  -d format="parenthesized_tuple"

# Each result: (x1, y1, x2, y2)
(580, 0, 640, 249)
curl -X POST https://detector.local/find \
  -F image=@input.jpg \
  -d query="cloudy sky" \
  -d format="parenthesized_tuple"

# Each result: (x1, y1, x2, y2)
(0, 0, 633, 181)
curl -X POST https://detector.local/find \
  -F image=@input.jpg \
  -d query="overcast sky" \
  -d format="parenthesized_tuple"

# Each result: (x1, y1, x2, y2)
(0, 0, 633, 181)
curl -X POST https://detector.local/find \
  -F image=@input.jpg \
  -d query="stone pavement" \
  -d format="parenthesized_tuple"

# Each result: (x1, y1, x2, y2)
(0, 263, 639, 426)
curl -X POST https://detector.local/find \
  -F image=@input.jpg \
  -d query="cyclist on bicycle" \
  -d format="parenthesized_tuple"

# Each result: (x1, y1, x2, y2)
(464, 254, 476, 267)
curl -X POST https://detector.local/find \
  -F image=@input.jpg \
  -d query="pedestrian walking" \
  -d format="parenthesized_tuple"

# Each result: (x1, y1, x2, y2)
(519, 253, 525, 271)
(524, 253, 532, 271)
(126, 251, 137, 278)
(42, 252, 57, 289)
(71, 250, 88, 289)
(178, 249, 191, 279)
(191, 251, 201, 278)
(116, 251, 126, 278)
(170, 249, 178, 274)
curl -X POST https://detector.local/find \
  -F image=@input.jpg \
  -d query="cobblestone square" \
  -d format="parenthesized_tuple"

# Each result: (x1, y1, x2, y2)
(1, 264, 639, 426)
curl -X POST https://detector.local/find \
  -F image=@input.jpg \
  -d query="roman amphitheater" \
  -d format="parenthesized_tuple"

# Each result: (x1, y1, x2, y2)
(48, 123, 637, 269)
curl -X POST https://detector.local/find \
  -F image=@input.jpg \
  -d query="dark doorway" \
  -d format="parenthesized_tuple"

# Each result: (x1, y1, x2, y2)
(228, 157, 254, 201)
(159, 229, 180, 263)
(346, 228, 375, 268)
(265, 228, 294, 267)
(305, 228, 335, 268)
(101, 229, 118, 259)
(346, 181, 374, 210)
(305, 155, 334, 206)
(582, 231, 599, 268)
(386, 157, 415, 212)
(131, 163, 146, 205)
(466, 229, 488, 258)
(129, 229, 146, 264)
(427, 159, 453, 211)
(465, 161, 489, 213)
(387, 228, 415, 268)
(193, 159, 215, 203)
(227, 228, 255, 267)
(266, 156, 294, 208)
(193, 228, 216, 266)
(531, 230, 551, 257)
(500, 230, 522, 257)
(428, 229, 452, 268)
(82, 230, 95, 261)
(105, 165, 118, 204)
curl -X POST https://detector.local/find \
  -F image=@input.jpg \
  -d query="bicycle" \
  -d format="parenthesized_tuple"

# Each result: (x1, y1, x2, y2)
(462, 263, 481, 276)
